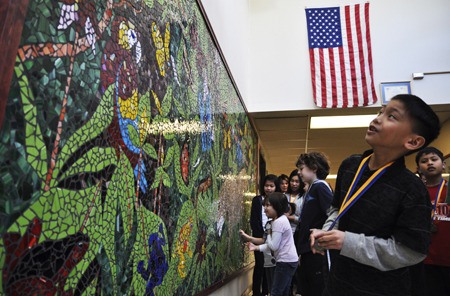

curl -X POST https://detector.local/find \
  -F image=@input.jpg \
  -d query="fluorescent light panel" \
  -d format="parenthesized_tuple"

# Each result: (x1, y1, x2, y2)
(310, 114, 377, 129)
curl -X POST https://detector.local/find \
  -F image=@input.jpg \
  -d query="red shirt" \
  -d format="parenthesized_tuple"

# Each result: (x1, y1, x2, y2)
(424, 180, 450, 266)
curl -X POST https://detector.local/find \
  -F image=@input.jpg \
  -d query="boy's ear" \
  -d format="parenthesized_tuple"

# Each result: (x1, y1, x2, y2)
(405, 135, 425, 151)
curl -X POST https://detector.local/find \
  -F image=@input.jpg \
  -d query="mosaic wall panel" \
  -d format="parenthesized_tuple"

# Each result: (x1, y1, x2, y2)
(0, 0, 257, 295)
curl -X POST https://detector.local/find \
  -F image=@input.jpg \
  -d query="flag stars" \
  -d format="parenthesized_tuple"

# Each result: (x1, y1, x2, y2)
(306, 7, 342, 48)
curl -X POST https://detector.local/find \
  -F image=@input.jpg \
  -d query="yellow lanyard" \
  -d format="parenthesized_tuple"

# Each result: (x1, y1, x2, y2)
(431, 179, 446, 219)
(328, 154, 393, 230)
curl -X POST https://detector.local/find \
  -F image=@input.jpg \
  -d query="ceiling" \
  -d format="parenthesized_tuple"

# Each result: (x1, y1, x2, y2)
(250, 104, 450, 181)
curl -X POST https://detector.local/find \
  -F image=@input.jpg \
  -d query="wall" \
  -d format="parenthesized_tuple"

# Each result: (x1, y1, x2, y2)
(209, 265, 253, 296)
(201, 0, 250, 104)
(0, 0, 257, 295)
(432, 119, 450, 156)
(247, 0, 450, 112)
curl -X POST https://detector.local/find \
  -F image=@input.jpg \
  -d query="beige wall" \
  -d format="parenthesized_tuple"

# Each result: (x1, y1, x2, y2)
(433, 119, 450, 157)
(209, 266, 253, 296)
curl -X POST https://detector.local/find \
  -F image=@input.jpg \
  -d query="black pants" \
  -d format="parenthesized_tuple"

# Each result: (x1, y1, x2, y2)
(253, 251, 268, 296)
(424, 264, 450, 295)
(410, 262, 426, 296)
(296, 252, 326, 296)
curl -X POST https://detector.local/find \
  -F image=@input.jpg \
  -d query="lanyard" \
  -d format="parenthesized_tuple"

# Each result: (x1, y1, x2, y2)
(325, 154, 393, 270)
(431, 179, 446, 220)
(327, 154, 394, 231)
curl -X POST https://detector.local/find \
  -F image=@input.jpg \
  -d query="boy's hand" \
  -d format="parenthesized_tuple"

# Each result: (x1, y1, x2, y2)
(316, 230, 345, 251)
(310, 229, 326, 255)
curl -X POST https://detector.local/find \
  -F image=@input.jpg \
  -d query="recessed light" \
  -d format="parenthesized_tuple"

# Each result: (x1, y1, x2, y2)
(310, 114, 377, 129)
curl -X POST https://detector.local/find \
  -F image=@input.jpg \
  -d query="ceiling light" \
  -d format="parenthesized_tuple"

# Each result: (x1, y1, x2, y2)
(310, 114, 377, 129)
(326, 174, 337, 180)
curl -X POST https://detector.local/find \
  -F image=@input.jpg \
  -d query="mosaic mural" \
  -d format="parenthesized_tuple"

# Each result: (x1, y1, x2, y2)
(0, 0, 257, 295)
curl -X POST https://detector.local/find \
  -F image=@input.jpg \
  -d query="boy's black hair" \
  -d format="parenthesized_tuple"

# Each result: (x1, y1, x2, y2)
(287, 169, 306, 195)
(415, 146, 445, 166)
(296, 152, 330, 180)
(266, 192, 289, 217)
(390, 94, 440, 154)
(260, 174, 280, 195)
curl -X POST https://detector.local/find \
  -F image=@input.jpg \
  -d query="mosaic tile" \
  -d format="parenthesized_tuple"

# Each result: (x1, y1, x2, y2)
(1, 0, 257, 294)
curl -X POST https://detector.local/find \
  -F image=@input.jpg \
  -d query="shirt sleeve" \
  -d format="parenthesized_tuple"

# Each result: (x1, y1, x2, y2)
(340, 231, 426, 271)
(259, 231, 282, 253)
(287, 214, 299, 224)
(322, 206, 339, 231)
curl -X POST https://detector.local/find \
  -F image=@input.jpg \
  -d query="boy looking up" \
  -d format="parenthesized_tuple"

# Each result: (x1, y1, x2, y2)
(310, 94, 441, 295)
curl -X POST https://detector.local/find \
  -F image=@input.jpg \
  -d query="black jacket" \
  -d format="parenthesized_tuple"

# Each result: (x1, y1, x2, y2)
(324, 151, 432, 296)
(295, 180, 333, 254)
(250, 195, 265, 238)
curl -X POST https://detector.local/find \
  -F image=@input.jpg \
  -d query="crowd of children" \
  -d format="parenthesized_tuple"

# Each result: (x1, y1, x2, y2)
(240, 94, 449, 296)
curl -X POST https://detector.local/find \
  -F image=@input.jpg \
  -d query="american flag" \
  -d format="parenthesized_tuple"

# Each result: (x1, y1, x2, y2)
(306, 3, 377, 108)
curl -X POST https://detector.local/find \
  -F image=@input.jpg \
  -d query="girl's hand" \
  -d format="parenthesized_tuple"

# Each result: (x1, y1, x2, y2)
(287, 214, 299, 224)
(247, 242, 258, 252)
(239, 229, 249, 241)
